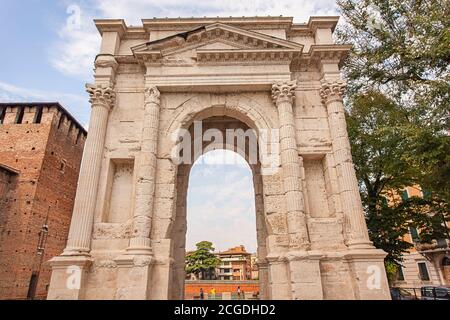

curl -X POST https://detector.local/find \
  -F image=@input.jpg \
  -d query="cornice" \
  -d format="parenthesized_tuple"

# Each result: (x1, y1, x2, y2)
(131, 23, 304, 66)
(291, 44, 352, 71)
(288, 16, 340, 37)
(94, 16, 342, 42)
(197, 49, 300, 64)
(141, 16, 294, 32)
(94, 19, 127, 38)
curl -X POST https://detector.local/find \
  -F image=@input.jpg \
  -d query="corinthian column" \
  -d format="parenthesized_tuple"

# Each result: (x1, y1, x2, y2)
(63, 84, 115, 255)
(272, 81, 310, 250)
(320, 79, 373, 249)
(126, 86, 161, 255)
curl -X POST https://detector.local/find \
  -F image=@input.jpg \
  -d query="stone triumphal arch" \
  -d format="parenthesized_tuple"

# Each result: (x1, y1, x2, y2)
(48, 16, 390, 300)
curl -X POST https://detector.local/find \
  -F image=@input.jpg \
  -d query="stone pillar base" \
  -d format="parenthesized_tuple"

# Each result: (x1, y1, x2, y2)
(287, 251, 324, 300)
(257, 261, 270, 300)
(47, 256, 93, 300)
(114, 255, 154, 300)
(344, 249, 391, 300)
(267, 256, 291, 300)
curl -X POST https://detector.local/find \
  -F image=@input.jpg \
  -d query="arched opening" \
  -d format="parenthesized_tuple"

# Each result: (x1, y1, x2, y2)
(168, 114, 269, 301)
(185, 150, 257, 298)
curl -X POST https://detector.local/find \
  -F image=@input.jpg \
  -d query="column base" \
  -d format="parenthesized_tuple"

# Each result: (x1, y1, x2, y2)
(113, 254, 154, 300)
(257, 260, 270, 300)
(47, 255, 93, 300)
(344, 248, 391, 300)
(266, 255, 291, 300)
(286, 250, 324, 300)
(346, 239, 375, 250)
(61, 246, 91, 257)
(125, 237, 153, 256)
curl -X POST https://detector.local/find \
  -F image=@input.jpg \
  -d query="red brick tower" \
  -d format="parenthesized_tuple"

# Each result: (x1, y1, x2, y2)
(0, 103, 86, 300)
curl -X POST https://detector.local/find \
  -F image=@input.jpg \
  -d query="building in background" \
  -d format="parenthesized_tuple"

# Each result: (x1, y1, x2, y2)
(216, 246, 252, 281)
(250, 254, 259, 280)
(390, 186, 449, 289)
(0, 103, 86, 300)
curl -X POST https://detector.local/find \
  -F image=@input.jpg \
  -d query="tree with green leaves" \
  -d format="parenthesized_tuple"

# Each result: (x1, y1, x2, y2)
(186, 241, 221, 280)
(337, 0, 450, 278)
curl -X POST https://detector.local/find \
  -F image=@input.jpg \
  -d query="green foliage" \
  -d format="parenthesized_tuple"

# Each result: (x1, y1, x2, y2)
(338, 0, 450, 266)
(186, 241, 221, 279)
(384, 260, 399, 284)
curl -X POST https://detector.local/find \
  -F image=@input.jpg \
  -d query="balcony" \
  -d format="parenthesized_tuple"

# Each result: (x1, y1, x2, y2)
(415, 238, 450, 253)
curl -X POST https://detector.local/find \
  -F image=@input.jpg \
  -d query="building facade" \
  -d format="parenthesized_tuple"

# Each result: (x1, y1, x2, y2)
(47, 16, 390, 300)
(216, 246, 252, 281)
(391, 186, 450, 289)
(0, 103, 86, 300)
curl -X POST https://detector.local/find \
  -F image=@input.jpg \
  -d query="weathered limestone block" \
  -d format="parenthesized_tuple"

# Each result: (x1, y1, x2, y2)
(320, 257, 356, 300)
(307, 218, 346, 251)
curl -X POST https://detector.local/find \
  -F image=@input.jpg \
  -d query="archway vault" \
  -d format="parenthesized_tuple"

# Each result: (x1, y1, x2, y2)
(167, 112, 270, 300)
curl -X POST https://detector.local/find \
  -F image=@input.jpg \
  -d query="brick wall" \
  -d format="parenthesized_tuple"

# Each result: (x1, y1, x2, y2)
(0, 104, 86, 300)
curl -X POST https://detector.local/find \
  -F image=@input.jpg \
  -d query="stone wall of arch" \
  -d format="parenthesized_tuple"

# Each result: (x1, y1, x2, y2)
(150, 93, 281, 299)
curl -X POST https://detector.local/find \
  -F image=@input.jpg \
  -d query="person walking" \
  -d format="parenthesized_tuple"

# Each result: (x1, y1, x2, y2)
(210, 287, 216, 300)
(199, 288, 204, 300)
(237, 286, 241, 300)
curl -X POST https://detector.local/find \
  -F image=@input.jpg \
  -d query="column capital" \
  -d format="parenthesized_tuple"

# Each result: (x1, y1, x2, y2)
(320, 79, 346, 104)
(272, 80, 297, 105)
(86, 83, 116, 109)
(144, 85, 161, 105)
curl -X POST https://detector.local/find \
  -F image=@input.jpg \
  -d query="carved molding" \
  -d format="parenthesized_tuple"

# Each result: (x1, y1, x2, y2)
(94, 54, 119, 70)
(319, 79, 346, 104)
(144, 85, 161, 105)
(93, 221, 133, 240)
(272, 80, 297, 105)
(86, 84, 116, 109)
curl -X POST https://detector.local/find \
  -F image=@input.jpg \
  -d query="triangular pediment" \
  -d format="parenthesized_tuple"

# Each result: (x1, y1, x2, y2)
(132, 23, 304, 64)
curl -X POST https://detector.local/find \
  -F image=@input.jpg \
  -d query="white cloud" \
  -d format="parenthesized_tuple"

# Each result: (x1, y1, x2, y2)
(51, 0, 338, 78)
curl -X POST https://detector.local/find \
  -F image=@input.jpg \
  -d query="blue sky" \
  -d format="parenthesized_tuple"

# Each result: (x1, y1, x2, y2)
(0, 0, 338, 253)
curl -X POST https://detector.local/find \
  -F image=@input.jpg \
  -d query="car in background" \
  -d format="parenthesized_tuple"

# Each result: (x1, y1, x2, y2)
(421, 286, 450, 300)
(390, 287, 417, 300)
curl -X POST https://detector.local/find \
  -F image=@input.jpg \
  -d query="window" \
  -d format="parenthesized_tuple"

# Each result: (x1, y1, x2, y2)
(418, 262, 430, 281)
(15, 107, 24, 124)
(33, 107, 43, 124)
(396, 267, 405, 281)
(381, 197, 388, 208)
(224, 269, 231, 273)
(422, 188, 431, 199)
(58, 115, 65, 129)
(76, 131, 83, 145)
(409, 227, 420, 242)
(400, 190, 409, 202)
(0, 107, 5, 124)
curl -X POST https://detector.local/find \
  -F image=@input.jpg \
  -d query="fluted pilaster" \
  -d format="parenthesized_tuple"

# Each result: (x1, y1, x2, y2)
(63, 84, 115, 255)
(126, 85, 161, 255)
(320, 79, 373, 249)
(272, 81, 310, 250)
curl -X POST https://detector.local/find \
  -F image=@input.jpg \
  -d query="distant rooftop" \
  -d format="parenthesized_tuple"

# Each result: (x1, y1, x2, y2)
(218, 245, 252, 256)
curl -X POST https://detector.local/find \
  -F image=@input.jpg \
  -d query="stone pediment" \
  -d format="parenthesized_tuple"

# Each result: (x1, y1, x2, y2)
(131, 23, 304, 64)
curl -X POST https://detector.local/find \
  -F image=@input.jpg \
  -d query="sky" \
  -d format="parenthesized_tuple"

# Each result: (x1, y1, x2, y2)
(0, 0, 339, 253)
